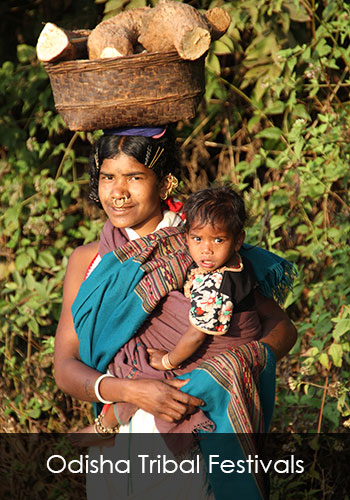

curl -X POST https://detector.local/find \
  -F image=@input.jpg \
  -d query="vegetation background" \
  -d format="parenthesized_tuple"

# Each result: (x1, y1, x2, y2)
(1, 0, 349, 442)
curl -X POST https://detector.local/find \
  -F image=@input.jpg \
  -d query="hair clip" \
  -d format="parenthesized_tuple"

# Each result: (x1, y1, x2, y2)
(94, 150, 99, 169)
(147, 147, 164, 169)
(144, 145, 152, 167)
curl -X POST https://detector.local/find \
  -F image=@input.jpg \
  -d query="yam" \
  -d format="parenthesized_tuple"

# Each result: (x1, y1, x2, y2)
(203, 8, 231, 42)
(36, 23, 90, 63)
(138, 0, 211, 61)
(87, 8, 149, 59)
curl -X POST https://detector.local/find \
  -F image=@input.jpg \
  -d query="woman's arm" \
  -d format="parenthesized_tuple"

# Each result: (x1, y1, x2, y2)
(255, 289, 297, 361)
(54, 244, 203, 422)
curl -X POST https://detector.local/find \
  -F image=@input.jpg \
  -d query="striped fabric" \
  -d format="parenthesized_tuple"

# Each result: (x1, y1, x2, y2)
(113, 227, 192, 313)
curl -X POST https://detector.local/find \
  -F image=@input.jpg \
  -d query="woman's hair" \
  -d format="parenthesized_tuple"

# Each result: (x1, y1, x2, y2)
(184, 185, 247, 238)
(89, 129, 181, 207)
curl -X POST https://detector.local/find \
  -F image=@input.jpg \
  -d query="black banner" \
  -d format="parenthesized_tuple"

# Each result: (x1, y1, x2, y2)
(0, 433, 349, 499)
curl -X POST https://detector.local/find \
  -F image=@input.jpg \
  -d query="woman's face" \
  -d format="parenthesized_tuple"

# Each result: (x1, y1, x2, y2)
(98, 153, 165, 237)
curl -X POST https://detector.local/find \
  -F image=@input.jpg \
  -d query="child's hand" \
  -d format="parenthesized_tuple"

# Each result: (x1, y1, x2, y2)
(147, 348, 168, 370)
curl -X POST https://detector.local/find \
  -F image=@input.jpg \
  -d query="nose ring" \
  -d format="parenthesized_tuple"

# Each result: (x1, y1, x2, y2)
(112, 195, 128, 208)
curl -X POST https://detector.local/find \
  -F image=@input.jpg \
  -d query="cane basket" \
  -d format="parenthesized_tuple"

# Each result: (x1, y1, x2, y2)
(44, 51, 205, 131)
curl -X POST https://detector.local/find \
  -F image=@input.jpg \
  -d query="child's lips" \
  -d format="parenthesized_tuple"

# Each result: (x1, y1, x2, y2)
(200, 260, 215, 268)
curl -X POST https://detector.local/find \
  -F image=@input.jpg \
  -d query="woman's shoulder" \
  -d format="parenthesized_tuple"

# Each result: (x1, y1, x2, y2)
(69, 241, 99, 262)
(66, 241, 99, 280)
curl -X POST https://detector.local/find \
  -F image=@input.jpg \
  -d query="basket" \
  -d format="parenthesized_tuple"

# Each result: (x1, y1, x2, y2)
(44, 51, 205, 131)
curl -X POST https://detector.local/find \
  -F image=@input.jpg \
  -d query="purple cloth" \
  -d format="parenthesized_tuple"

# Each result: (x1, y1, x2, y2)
(103, 126, 166, 137)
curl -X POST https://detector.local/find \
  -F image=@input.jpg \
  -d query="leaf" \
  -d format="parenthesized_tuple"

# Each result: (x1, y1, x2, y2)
(256, 127, 283, 140)
(212, 37, 235, 55)
(15, 253, 32, 271)
(319, 352, 330, 369)
(265, 101, 285, 115)
(332, 319, 350, 341)
(27, 408, 41, 419)
(329, 343, 343, 367)
(28, 318, 39, 335)
(36, 250, 56, 269)
(17, 44, 36, 63)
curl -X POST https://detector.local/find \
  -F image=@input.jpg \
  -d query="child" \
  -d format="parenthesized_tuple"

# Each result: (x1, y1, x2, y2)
(75, 186, 262, 439)
(147, 185, 260, 371)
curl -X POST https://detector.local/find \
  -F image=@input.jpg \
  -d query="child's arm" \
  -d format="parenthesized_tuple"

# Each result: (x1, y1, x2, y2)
(147, 325, 207, 370)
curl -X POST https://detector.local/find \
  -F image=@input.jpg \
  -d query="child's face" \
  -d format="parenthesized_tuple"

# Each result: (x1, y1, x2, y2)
(186, 221, 244, 271)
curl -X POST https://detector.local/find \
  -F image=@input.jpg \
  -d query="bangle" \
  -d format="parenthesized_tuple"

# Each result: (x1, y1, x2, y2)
(94, 373, 114, 404)
(94, 413, 120, 438)
(161, 352, 176, 370)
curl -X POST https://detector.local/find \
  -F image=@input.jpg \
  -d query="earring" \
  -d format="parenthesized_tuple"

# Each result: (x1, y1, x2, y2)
(160, 174, 179, 200)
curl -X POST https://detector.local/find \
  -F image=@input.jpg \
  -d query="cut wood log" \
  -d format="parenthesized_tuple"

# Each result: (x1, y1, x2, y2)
(87, 7, 149, 59)
(138, 0, 211, 60)
(36, 23, 90, 63)
(203, 7, 231, 41)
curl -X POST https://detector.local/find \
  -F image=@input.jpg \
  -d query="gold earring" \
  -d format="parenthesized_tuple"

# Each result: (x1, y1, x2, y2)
(160, 174, 179, 200)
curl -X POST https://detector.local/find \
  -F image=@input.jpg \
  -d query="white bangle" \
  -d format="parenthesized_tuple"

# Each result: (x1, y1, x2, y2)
(94, 373, 114, 404)
(161, 353, 176, 370)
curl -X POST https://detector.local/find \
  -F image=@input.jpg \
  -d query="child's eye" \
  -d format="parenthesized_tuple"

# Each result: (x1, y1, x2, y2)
(192, 236, 201, 242)
(130, 175, 141, 181)
(215, 238, 223, 243)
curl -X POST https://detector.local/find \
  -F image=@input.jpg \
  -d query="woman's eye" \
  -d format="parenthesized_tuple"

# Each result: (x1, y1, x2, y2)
(100, 174, 113, 181)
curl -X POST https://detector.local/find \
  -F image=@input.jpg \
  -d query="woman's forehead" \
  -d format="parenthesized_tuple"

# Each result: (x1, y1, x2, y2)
(101, 153, 149, 174)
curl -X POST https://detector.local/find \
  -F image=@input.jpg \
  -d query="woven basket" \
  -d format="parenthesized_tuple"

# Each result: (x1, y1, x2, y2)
(44, 51, 205, 131)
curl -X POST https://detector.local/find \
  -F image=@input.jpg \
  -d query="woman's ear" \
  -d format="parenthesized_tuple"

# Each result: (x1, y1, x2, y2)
(159, 174, 179, 201)
(159, 176, 170, 201)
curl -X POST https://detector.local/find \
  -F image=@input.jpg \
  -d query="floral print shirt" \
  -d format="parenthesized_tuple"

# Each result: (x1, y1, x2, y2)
(184, 256, 256, 335)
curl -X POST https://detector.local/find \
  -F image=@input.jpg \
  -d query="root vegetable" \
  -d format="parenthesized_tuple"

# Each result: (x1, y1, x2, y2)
(203, 7, 231, 42)
(87, 7, 149, 59)
(138, 0, 211, 60)
(36, 23, 90, 63)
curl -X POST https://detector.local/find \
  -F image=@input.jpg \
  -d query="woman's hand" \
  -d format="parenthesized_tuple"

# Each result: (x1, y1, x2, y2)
(123, 378, 203, 423)
(147, 348, 168, 370)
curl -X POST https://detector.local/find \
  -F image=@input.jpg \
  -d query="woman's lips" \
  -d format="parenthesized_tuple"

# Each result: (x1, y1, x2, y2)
(109, 204, 133, 213)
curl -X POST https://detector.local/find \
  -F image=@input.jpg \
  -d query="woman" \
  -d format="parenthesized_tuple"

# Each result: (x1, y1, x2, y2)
(54, 127, 297, 498)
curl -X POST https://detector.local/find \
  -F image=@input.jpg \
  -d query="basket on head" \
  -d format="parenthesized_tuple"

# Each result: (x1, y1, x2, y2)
(44, 51, 206, 131)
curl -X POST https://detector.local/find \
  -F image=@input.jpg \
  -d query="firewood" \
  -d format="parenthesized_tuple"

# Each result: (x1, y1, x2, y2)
(36, 23, 90, 63)
(87, 7, 149, 59)
(138, 0, 211, 61)
(203, 7, 231, 42)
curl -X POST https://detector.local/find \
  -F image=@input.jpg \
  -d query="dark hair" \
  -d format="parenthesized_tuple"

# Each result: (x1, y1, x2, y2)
(184, 185, 247, 238)
(89, 129, 181, 207)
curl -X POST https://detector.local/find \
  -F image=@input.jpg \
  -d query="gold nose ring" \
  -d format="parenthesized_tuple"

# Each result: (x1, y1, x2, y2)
(112, 195, 128, 208)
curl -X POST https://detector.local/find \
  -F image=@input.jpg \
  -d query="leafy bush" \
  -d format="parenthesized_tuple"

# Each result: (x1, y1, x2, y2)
(0, 0, 349, 437)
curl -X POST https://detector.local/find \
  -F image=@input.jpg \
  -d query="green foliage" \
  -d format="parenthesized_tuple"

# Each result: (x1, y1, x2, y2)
(0, 0, 349, 446)
(0, 38, 105, 431)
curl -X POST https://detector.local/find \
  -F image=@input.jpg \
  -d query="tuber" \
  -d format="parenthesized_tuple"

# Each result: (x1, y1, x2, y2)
(36, 23, 90, 62)
(139, 0, 211, 61)
(203, 7, 231, 42)
(36, 2, 231, 64)
(87, 8, 149, 59)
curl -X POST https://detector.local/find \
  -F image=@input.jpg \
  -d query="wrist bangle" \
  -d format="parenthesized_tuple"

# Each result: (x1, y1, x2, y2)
(161, 352, 176, 370)
(94, 413, 120, 438)
(94, 373, 114, 404)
